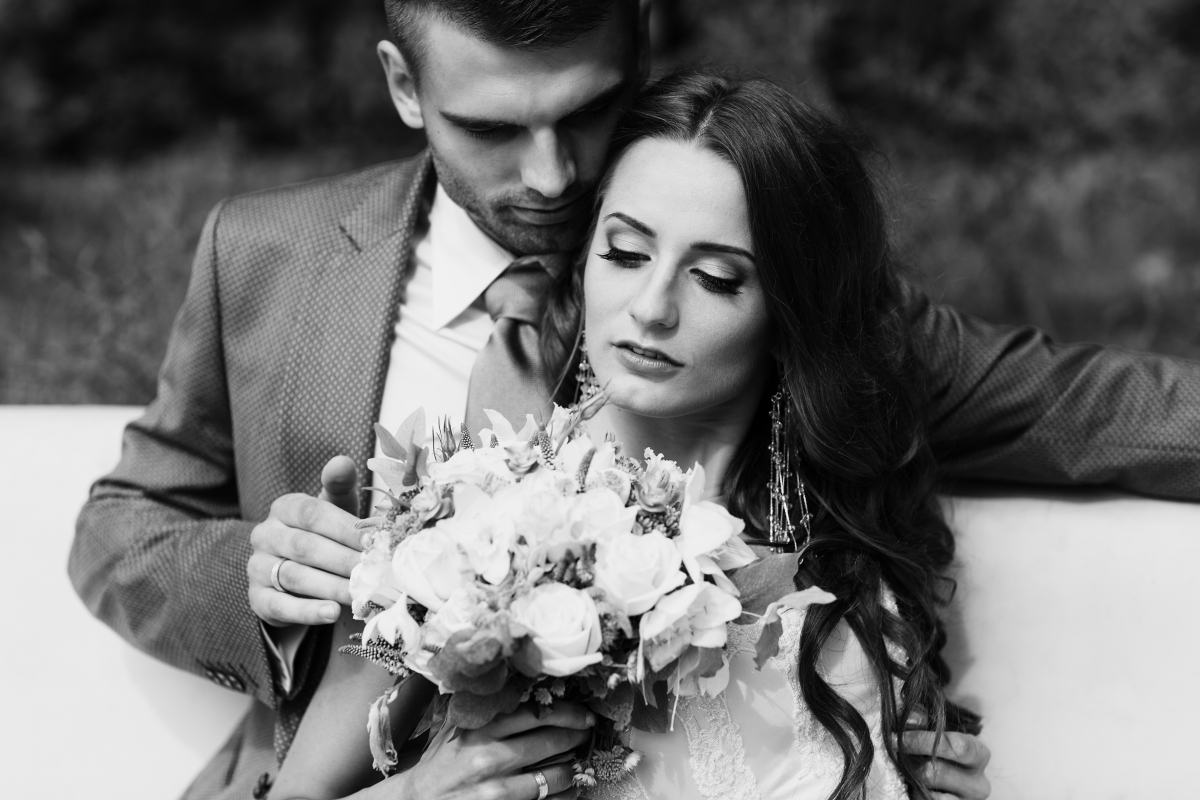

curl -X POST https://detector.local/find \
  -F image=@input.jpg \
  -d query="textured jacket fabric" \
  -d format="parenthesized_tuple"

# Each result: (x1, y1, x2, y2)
(69, 151, 1200, 799)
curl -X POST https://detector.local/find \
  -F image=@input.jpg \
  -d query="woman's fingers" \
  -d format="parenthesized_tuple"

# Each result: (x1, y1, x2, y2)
(480, 702, 596, 740)
(903, 731, 991, 768)
(484, 763, 577, 800)
(484, 725, 592, 776)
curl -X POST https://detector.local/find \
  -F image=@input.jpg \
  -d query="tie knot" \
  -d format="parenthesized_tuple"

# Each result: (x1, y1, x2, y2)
(482, 255, 563, 325)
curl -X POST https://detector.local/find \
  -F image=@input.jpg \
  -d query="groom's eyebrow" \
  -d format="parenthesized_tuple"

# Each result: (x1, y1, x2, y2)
(441, 78, 632, 131)
(606, 212, 756, 262)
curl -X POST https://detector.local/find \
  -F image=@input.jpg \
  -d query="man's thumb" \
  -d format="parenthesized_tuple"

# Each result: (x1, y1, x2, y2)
(318, 455, 360, 515)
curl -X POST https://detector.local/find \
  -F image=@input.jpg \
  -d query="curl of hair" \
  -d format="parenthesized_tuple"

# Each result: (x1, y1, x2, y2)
(541, 67, 981, 799)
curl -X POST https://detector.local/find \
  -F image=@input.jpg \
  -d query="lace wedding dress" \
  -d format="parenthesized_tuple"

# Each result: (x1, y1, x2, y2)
(585, 600, 908, 800)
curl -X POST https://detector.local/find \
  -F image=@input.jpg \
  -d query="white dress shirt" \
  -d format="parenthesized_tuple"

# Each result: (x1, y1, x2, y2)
(266, 183, 513, 694)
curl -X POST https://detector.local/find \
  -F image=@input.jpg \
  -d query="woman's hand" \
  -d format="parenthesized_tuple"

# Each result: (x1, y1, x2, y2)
(903, 730, 992, 800)
(379, 702, 595, 800)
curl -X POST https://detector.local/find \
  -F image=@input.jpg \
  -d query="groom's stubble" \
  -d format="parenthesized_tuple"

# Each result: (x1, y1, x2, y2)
(430, 142, 602, 257)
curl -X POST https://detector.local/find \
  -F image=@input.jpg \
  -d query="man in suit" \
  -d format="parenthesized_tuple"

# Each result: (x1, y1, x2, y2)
(70, 1, 1200, 799)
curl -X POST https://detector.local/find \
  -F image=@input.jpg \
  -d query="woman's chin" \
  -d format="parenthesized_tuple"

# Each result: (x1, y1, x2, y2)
(601, 377, 692, 420)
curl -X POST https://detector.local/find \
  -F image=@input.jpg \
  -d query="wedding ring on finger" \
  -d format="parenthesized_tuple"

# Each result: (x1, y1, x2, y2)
(271, 558, 289, 594)
(532, 770, 549, 800)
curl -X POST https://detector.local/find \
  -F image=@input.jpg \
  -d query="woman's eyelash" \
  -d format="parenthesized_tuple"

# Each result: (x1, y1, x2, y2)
(597, 247, 648, 267)
(694, 270, 742, 295)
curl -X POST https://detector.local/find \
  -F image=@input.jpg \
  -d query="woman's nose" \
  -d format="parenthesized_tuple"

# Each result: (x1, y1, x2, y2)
(520, 128, 576, 200)
(628, 262, 679, 330)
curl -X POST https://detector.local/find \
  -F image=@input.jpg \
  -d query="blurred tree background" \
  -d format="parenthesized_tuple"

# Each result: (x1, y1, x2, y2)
(2, 0, 1199, 402)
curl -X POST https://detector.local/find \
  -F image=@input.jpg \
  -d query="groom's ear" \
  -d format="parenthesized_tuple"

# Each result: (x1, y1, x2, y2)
(377, 40, 425, 130)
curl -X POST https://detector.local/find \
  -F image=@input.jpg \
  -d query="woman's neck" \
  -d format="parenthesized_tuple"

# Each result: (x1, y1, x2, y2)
(587, 394, 762, 502)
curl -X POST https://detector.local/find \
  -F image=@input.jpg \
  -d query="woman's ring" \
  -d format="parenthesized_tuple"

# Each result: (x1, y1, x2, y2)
(271, 558, 289, 594)
(532, 770, 549, 800)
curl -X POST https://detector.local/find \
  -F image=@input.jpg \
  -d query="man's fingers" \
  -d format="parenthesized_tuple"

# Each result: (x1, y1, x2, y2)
(481, 703, 596, 740)
(270, 493, 361, 549)
(903, 731, 990, 768)
(266, 521, 361, 578)
(319, 456, 361, 515)
(272, 558, 352, 605)
(248, 586, 341, 627)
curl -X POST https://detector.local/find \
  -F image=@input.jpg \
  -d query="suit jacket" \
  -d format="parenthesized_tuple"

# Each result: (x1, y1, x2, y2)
(69, 150, 1200, 799)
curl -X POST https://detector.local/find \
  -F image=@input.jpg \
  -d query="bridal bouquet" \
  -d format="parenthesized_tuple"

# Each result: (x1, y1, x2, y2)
(344, 400, 763, 787)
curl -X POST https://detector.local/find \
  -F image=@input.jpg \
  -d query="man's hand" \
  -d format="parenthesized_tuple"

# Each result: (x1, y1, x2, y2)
(247, 456, 362, 627)
(904, 730, 992, 800)
(382, 702, 594, 800)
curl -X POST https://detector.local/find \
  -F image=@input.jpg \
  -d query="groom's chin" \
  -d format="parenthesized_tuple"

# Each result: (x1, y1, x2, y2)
(486, 211, 591, 257)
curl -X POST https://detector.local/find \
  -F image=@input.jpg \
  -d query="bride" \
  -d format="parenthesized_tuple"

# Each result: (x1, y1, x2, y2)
(269, 68, 980, 800)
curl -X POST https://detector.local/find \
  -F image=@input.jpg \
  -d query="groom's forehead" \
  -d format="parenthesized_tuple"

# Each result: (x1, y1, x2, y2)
(417, 9, 638, 121)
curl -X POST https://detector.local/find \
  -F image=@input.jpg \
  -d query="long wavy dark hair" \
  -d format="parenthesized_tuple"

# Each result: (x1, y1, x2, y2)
(540, 67, 981, 799)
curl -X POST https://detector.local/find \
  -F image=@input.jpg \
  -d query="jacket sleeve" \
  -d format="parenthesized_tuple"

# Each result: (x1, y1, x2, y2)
(906, 282, 1200, 499)
(69, 201, 279, 708)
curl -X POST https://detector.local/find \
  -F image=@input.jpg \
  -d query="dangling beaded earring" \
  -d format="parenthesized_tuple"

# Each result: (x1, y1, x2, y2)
(768, 383, 814, 556)
(574, 331, 601, 406)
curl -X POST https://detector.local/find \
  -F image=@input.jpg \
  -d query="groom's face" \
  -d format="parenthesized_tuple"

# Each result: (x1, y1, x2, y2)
(398, 14, 638, 256)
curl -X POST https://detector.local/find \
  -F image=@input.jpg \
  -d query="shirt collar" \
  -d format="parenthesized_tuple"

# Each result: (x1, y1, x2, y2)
(428, 183, 513, 330)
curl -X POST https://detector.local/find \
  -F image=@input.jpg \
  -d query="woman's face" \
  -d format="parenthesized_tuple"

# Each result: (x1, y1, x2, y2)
(583, 137, 773, 421)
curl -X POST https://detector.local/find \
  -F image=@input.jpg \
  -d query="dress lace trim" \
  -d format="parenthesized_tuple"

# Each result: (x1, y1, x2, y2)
(680, 692, 761, 800)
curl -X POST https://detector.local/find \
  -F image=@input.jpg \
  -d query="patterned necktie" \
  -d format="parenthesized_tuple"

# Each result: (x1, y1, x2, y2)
(463, 254, 564, 439)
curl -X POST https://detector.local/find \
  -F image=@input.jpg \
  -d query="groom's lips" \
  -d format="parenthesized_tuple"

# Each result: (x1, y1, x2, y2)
(509, 196, 585, 226)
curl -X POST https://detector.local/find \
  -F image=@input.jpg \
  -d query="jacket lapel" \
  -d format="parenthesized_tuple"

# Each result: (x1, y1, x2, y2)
(278, 153, 435, 513)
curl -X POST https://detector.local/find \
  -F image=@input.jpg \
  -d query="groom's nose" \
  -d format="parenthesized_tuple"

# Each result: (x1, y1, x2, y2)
(520, 128, 576, 199)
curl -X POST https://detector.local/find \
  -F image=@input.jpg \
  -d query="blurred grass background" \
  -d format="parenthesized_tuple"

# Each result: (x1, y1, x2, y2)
(2, 0, 1199, 403)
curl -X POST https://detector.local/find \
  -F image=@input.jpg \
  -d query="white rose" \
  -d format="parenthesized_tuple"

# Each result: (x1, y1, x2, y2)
(432, 484, 513, 585)
(593, 531, 687, 616)
(495, 483, 572, 556)
(391, 529, 472, 611)
(510, 583, 604, 676)
(639, 583, 742, 673)
(569, 487, 638, 545)
(503, 440, 541, 476)
(423, 585, 484, 648)
(410, 481, 451, 523)
(349, 546, 402, 618)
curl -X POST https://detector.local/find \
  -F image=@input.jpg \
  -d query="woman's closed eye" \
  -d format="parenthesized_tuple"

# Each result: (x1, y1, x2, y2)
(597, 247, 650, 268)
(692, 268, 742, 295)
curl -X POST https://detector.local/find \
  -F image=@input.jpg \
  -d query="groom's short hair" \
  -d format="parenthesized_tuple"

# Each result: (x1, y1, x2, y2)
(383, 0, 637, 85)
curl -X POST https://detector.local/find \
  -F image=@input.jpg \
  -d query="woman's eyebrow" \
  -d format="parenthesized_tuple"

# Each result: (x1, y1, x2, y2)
(606, 213, 754, 261)
(692, 242, 756, 262)
(604, 212, 654, 236)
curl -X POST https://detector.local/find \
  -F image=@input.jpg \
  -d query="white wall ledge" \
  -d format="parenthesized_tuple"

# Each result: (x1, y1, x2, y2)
(2, 406, 1197, 799)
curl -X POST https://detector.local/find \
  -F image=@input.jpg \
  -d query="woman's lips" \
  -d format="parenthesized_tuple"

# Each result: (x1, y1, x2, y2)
(614, 341, 684, 374)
